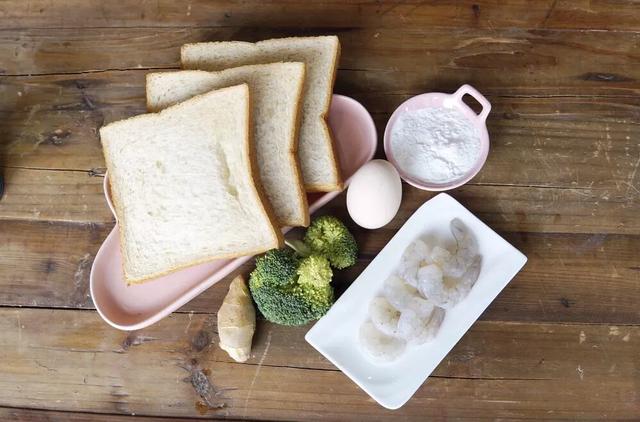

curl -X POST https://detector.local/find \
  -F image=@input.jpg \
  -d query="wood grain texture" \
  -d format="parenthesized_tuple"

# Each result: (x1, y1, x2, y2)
(0, 408, 202, 422)
(3, 67, 639, 182)
(1, 70, 638, 226)
(0, 308, 637, 419)
(2, 219, 638, 325)
(2, 27, 639, 85)
(1, 0, 639, 32)
(1, 167, 637, 232)
(0, 220, 109, 308)
(397, 185, 640, 235)
(0, 1, 639, 419)
(0, 168, 112, 223)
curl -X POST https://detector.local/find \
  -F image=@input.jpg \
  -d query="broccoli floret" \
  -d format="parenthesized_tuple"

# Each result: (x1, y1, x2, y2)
(250, 248, 298, 287)
(297, 255, 332, 288)
(296, 255, 333, 314)
(248, 217, 356, 326)
(249, 249, 333, 326)
(304, 215, 358, 269)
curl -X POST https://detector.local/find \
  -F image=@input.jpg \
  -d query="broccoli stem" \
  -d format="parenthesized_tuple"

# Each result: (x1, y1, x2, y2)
(284, 239, 312, 257)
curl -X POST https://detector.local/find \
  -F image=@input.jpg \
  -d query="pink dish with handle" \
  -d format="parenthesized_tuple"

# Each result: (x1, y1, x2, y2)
(383, 84, 491, 191)
(90, 94, 377, 330)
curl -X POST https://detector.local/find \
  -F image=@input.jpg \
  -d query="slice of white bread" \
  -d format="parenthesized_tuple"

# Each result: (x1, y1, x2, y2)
(100, 84, 283, 284)
(146, 63, 309, 227)
(181, 36, 342, 192)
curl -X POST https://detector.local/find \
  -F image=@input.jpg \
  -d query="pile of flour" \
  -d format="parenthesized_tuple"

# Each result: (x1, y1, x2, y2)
(390, 106, 481, 183)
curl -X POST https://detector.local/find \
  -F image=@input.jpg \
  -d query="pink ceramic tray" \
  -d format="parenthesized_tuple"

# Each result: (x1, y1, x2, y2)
(90, 94, 377, 330)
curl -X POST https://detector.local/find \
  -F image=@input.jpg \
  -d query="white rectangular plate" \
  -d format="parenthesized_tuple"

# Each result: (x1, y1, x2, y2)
(305, 193, 527, 409)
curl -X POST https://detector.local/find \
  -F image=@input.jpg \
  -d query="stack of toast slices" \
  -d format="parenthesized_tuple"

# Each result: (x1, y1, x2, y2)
(100, 36, 342, 284)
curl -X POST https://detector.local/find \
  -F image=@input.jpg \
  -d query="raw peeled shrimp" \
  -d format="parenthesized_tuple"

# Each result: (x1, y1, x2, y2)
(406, 295, 436, 319)
(398, 239, 431, 287)
(445, 218, 479, 277)
(400, 221, 478, 283)
(397, 307, 446, 345)
(359, 321, 406, 362)
(416, 257, 482, 309)
(369, 297, 401, 337)
(429, 245, 452, 268)
(360, 219, 481, 362)
(383, 275, 434, 318)
(429, 245, 462, 278)
(424, 220, 480, 278)
(383, 274, 419, 309)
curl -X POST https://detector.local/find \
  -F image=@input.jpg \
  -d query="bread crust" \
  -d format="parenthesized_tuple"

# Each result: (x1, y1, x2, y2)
(100, 84, 282, 285)
(146, 64, 310, 227)
(240, 84, 285, 250)
(286, 62, 311, 226)
(145, 72, 166, 113)
(181, 36, 344, 193)
(316, 35, 343, 192)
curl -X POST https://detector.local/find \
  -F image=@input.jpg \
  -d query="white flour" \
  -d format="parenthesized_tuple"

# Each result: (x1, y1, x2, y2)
(390, 106, 481, 183)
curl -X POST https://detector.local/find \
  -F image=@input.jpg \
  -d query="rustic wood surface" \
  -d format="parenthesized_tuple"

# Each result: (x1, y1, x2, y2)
(0, 1, 638, 420)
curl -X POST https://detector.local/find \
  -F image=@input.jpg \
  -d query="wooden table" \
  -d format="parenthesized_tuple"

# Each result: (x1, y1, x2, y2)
(1, 1, 639, 420)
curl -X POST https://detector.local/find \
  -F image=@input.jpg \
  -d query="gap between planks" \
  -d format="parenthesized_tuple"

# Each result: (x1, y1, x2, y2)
(0, 165, 106, 175)
(0, 404, 251, 421)
(3, 67, 638, 99)
(0, 403, 531, 422)
(5, 327, 613, 381)
(2, 23, 640, 34)
(2, 64, 640, 98)
(1, 303, 639, 329)
(0, 66, 176, 78)
(0, 165, 607, 191)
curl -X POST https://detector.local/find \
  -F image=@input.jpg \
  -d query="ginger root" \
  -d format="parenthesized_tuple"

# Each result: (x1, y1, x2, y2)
(217, 275, 255, 362)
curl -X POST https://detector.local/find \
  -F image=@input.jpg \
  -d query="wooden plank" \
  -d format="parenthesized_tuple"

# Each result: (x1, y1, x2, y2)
(0, 168, 113, 223)
(2, 71, 639, 193)
(0, 308, 637, 419)
(0, 220, 110, 308)
(1, 219, 639, 324)
(397, 183, 640, 236)
(1, 0, 639, 32)
(2, 27, 640, 83)
(0, 407, 202, 421)
(0, 72, 146, 171)
(1, 163, 637, 232)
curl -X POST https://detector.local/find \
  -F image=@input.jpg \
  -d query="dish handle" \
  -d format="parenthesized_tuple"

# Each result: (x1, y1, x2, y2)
(449, 84, 491, 124)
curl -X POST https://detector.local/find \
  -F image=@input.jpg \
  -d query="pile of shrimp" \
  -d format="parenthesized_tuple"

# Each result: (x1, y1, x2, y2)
(359, 218, 482, 363)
